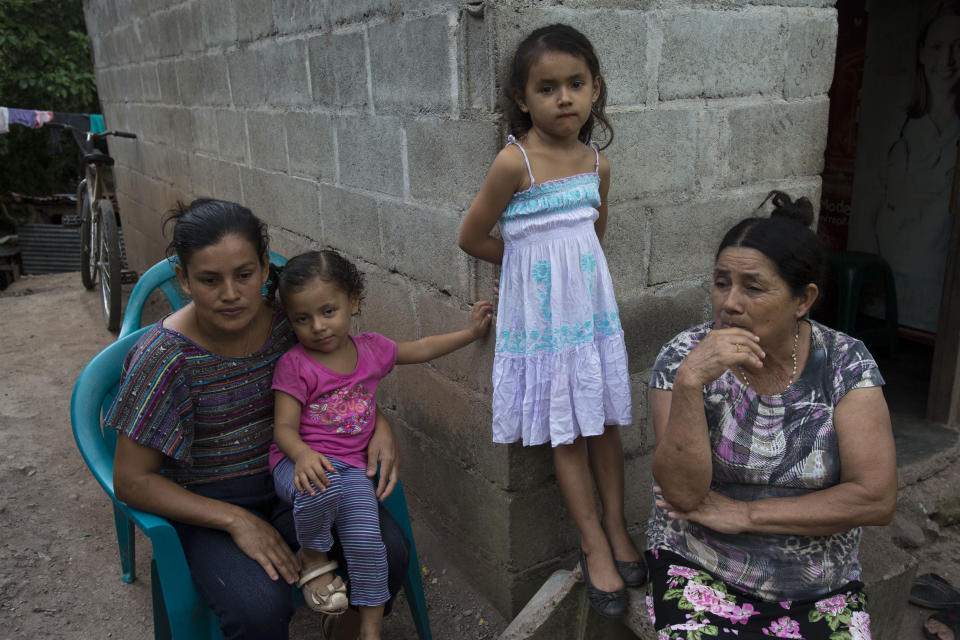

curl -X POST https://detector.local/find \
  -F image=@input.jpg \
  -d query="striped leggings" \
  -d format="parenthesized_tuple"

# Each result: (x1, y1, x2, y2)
(272, 456, 389, 607)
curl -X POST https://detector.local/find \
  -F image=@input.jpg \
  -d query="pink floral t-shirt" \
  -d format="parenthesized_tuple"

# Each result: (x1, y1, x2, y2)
(268, 333, 397, 470)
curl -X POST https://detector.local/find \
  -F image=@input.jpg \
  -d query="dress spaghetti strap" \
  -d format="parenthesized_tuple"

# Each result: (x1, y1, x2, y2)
(506, 134, 536, 187)
(589, 140, 600, 174)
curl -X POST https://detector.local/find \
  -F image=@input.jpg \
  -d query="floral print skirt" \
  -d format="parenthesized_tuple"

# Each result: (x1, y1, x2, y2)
(645, 550, 872, 639)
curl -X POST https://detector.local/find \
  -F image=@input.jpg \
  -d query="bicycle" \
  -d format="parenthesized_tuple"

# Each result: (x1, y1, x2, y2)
(49, 122, 137, 331)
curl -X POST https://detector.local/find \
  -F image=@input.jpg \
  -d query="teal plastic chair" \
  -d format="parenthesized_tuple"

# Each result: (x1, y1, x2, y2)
(81, 255, 432, 639)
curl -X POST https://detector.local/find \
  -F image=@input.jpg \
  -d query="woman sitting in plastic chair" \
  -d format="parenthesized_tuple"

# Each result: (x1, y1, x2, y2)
(106, 199, 409, 640)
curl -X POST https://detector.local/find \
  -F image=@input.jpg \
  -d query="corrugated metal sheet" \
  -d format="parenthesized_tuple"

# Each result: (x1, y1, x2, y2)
(17, 224, 82, 274)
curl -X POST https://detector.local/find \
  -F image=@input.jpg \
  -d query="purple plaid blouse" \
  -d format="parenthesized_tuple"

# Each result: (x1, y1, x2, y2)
(647, 319, 884, 601)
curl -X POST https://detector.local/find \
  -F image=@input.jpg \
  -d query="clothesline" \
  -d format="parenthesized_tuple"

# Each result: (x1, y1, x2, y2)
(0, 107, 104, 135)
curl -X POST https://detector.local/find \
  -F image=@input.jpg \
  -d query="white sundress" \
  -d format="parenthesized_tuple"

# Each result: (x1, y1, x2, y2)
(492, 135, 632, 447)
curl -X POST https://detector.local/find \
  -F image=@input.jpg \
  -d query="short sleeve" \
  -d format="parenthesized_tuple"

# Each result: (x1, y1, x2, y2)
(649, 324, 709, 391)
(103, 329, 195, 462)
(830, 334, 885, 402)
(357, 333, 398, 379)
(272, 347, 310, 404)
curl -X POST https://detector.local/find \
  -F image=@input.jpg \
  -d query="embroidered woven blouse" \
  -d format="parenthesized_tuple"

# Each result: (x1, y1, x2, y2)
(105, 312, 296, 485)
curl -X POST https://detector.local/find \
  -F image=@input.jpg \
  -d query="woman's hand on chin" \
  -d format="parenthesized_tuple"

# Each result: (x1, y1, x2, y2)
(676, 328, 764, 388)
(654, 486, 750, 535)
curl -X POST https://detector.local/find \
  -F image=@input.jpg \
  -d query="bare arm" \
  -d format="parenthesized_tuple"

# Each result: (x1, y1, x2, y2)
(651, 327, 764, 511)
(366, 408, 398, 500)
(594, 153, 610, 242)
(657, 386, 897, 536)
(113, 434, 299, 583)
(457, 147, 525, 265)
(273, 391, 335, 496)
(395, 300, 492, 364)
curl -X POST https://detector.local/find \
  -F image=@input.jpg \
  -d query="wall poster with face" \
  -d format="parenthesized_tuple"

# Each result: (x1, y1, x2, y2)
(847, 0, 960, 333)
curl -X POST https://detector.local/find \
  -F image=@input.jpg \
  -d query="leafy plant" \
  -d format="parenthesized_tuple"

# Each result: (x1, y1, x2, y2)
(0, 0, 99, 195)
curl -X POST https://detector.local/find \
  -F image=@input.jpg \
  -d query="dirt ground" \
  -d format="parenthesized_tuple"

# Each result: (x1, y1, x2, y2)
(1, 271, 959, 640)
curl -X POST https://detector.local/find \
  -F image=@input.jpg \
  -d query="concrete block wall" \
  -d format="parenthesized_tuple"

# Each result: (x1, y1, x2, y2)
(82, 0, 837, 617)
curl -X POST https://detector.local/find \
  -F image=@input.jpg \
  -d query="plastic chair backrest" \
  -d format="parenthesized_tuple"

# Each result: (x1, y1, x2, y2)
(118, 252, 288, 338)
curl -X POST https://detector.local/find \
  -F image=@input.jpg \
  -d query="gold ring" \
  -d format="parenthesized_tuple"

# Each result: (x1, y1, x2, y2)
(736, 343, 742, 353)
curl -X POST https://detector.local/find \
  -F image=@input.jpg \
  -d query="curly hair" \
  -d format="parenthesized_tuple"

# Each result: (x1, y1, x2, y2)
(277, 249, 365, 311)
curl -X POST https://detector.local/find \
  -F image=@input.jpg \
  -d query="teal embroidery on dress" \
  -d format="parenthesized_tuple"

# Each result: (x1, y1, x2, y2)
(495, 312, 622, 355)
(531, 260, 552, 322)
(581, 251, 597, 296)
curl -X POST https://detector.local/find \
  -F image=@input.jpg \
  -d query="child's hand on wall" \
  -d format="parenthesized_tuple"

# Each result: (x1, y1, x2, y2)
(471, 300, 494, 339)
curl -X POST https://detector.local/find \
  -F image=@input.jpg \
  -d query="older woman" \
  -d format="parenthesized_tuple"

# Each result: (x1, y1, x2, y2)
(108, 199, 408, 640)
(645, 192, 897, 638)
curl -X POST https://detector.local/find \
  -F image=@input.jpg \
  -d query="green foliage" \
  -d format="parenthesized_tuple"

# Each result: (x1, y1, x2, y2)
(0, 0, 100, 195)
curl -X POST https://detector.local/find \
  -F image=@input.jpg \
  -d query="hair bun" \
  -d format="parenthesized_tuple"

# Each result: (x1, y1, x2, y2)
(766, 191, 814, 228)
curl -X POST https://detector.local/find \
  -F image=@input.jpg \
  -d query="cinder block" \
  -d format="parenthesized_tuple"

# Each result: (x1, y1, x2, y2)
(380, 202, 470, 296)
(327, 0, 389, 25)
(722, 98, 830, 187)
(190, 108, 219, 155)
(274, 0, 326, 34)
(459, 5, 493, 112)
(320, 185, 382, 261)
(227, 44, 267, 106)
(606, 109, 697, 199)
(369, 15, 453, 114)
(153, 10, 184, 58)
(216, 109, 247, 163)
(621, 373, 651, 458)
(411, 288, 494, 395)
(405, 118, 498, 210)
(236, 0, 275, 42)
(336, 116, 404, 196)
(246, 111, 288, 173)
(603, 201, 649, 298)
(647, 188, 773, 285)
(176, 2, 204, 55)
(188, 154, 217, 199)
(620, 284, 712, 375)
(239, 168, 320, 232)
(383, 364, 505, 483)
(285, 112, 336, 181)
(859, 527, 917, 640)
(784, 9, 838, 99)
(394, 425, 514, 595)
(156, 60, 180, 103)
(201, 0, 239, 47)
(139, 63, 161, 102)
(307, 32, 369, 109)
(213, 161, 243, 203)
(135, 141, 172, 184)
(176, 54, 230, 107)
(659, 9, 783, 100)
(115, 66, 143, 103)
(261, 39, 310, 106)
(352, 266, 418, 343)
(168, 148, 193, 194)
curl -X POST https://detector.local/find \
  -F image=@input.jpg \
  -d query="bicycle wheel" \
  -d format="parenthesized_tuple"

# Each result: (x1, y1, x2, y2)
(79, 190, 98, 290)
(97, 199, 123, 332)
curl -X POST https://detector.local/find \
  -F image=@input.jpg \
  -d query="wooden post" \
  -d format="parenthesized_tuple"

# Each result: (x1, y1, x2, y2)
(927, 139, 960, 426)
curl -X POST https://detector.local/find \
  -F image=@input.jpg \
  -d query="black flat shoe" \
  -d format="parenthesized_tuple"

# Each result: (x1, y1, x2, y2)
(615, 557, 648, 588)
(579, 549, 628, 619)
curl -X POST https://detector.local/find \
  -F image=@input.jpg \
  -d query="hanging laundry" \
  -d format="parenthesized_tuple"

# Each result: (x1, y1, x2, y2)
(89, 114, 105, 134)
(0, 107, 7, 134)
(7, 108, 35, 128)
(34, 111, 53, 127)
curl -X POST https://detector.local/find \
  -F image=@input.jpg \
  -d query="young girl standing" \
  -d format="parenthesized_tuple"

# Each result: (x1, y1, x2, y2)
(270, 250, 491, 640)
(458, 24, 641, 618)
